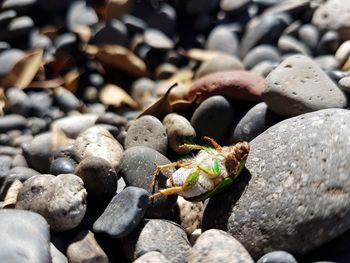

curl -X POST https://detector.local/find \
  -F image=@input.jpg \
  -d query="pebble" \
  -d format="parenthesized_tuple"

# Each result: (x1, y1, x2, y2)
(188, 70, 265, 103)
(220, 0, 250, 13)
(338, 76, 350, 93)
(16, 173, 87, 232)
(316, 30, 339, 55)
(257, 251, 298, 263)
(11, 154, 28, 167)
(73, 126, 124, 171)
(133, 251, 170, 263)
(50, 243, 68, 263)
(28, 91, 53, 118)
(0, 114, 27, 132)
(191, 95, 234, 144)
(243, 45, 280, 69)
(6, 88, 31, 116)
(203, 109, 350, 258)
(148, 3, 176, 37)
(0, 16, 34, 41)
(93, 186, 149, 238)
(230, 102, 282, 143)
(195, 55, 244, 79)
(187, 229, 254, 263)
(96, 112, 128, 129)
(0, 209, 51, 263)
(0, 155, 12, 183)
(122, 14, 147, 34)
(75, 156, 118, 201)
(144, 29, 174, 50)
(205, 25, 239, 56)
(66, 230, 108, 263)
(124, 115, 168, 155)
(130, 78, 156, 106)
(251, 61, 277, 77)
(92, 19, 128, 46)
(22, 132, 53, 173)
(119, 146, 177, 218)
(0, 146, 21, 156)
(123, 219, 191, 263)
(335, 40, 350, 65)
(176, 196, 203, 235)
(163, 113, 196, 154)
(53, 87, 80, 113)
(298, 24, 319, 50)
(66, 1, 98, 30)
(278, 35, 311, 55)
(50, 157, 77, 176)
(314, 55, 339, 72)
(263, 54, 347, 116)
(0, 48, 24, 77)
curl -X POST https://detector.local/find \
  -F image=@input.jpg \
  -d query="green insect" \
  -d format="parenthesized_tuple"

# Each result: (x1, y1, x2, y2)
(150, 137, 250, 202)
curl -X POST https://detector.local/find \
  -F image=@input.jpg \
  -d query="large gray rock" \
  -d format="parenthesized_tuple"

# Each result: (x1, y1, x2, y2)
(263, 55, 347, 116)
(203, 109, 350, 259)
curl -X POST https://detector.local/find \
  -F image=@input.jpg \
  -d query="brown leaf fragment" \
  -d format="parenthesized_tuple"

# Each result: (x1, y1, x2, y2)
(3, 179, 23, 209)
(100, 84, 139, 109)
(179, 48, 227, 62)
(51, 127, 75, 152)
(0, 88, 8, 115)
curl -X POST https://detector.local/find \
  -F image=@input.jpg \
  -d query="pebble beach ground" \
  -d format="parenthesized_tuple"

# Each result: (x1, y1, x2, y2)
(1, 0, 350, 262)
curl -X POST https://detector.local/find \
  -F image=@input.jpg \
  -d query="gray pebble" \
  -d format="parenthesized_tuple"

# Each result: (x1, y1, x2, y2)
(144, 28, 174, 50)
(66, 0, 98, 30)
(338, 76, 350, 93)
(0, 155, 12, 184)
(251, 61, 277, 77)
(6, 88, 31, 116)
(16, 173, 87, 232)
(298, 24, 319, 50)
(314, 55, 339, 72)
(0, 146, 21, 156)
(148, 3, 176, 37)
(278, 35, 311, 55)
(50, 243, 68, 263)
(92, 19, 128, 46)
(220, 0, 250, 13)
(53, 87, 80, 112)
(0, 48, 24, 77)
(133, 251, 170, 263)
(257, 251, 298, 263)
(0, 114, 27, 133)
(0, 16, 34, 41)
(50, 157, 77, 176)
(11, 154, 28, 167)
(28, 91, 53, 118)
(243, 45, 280, 69)
(93, 186, 149, 238)
(206, 25, 239, 56)
(317, 30, 339, 55)
(125, 115, 167, 155)
(187, 229, 254, 263)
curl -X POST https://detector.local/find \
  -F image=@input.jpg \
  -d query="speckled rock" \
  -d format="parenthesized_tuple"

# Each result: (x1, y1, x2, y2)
(133, 251, 170, 263)
(263, 55, 347, 116)
(0, 209, 51, 263)
(195, 55, 244, 79)
(188, 70, 265, 103)
(93, 186, 149, 238)
(257, 251, 298, 263)
(177, 196, 203, 235)
(203, 109, 350, 258)
(119, 146, 177, 218)
(16, 174, 87, 232)
(191, 95, 234, 144)
(125, 115, 168, 155)
(187, 229, 254, 263)
(123, 219, 191, 263)
(163, 113, 196, 154)
(74, 126, 123, 171)
(66, 230, 108, 263)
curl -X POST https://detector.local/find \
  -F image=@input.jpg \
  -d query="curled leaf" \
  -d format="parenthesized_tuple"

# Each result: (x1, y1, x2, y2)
(0, 88, 7, 115)
(3, 179, 23, 209)
(100, 84, 139, 109)
(27, 78, 65, 89)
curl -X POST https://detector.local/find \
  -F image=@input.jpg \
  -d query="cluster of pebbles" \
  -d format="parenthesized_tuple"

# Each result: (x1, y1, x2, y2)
(1, 0, 350, 262)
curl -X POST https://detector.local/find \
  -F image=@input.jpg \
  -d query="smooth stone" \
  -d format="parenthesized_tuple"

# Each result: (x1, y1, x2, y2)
(148, 3, 176, 37)
(205, 25, 239, 56)
(278, 35, 311, 55)
(27, 117, 48, 135)
(123, 219, 191, 263)
(243, 45, 280, 69)
(338, 76, 350, 93)
(28, 91, 53, 118)
(251, 61, 277, 77)
(92, 19, 128, 46)
(0, 114, 27, 132)
(195, 55, 244, 79)
(11, 133, 33, 148)
(51, 114, 98, 139)
(0, 155, 12, 184)
(144, 29, 174, 50)
(73, 126, 124, 171)
(75, 157, 118, 201)
(0, 16, 34, 41)
(314, 55, 339, 72)
(176, 196, 203, 235)
(122, 14, 147, 34)
(312, 0, 350, 40)
(189, 229, 202, 246)
(189, 70, 265, 103)
(298, 24, 319, 50)
(328, 70, 350, 83)
(263, 54, 348, 116)
(230, 102, 282, 143)
(50, 157, 77, 176)
(203, 109, 350, 258)
(220, 0, 250, 13)
(133, 251, 170, 263)
(335, 40, 350, 65)
(125, 115, 168, 155)
(0, 48, 24, 77)
(93, 186, 149, 238)
(53, 87, 80, 112)
(119, 146, 177, 218)
(50, 243, 68, 263)
(66, 0, 98, 30)
(54, 33, 78, 57)
(16, 174, 87, 232)
(316, 30, 339, 55)
(163, 113, 196, 155)
(0, 10, 16, 27)
(29, 32, 52, 50)
(0, 146, 21, 156)
(187, 229, 254, 263)
(96, 112, 128, 129)
(53, 144, 75, 159)
(22, 132, 52, 173)
(66, 230, 108, 263)
(155, 63, 178, 80)
(0, 209, 50, 263)
(130, 78, 156, 106)
(257, 251, 298, 263)
(11, 154, 28, 167)
(190, 95, 234, 144)
(6, 88, 31, 116)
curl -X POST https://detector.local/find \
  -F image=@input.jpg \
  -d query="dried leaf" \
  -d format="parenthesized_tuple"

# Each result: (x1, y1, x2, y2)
(27, 78, 65, 89)
(3, 48, 43, 88)
(171, 95, 198, 113)
(0, 88, 7, 115)
(3, 179, 23, 208)
(63, 70, 80, 93)
(105, 0, 132, 20)
(179, 48, 226, 62)
(100, 84, 139, 109)
(85, 45, 149, 77)
(51, 127, 75, 152)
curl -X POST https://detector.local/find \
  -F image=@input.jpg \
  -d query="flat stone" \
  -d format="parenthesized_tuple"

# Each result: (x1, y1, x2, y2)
(16, 174, 87, 232)
(205, 25, 239, 56)
(243, 45, 280, 70)
(187, 229, 254, 263)
(125, 115, 168, 155)
(123, 219, 191, 263)
(0, 209, 51, 263)
(278, 35, 311, 55)
(53, 87, 80, 113)
(93, 186, 149, 238)
(144, 28, 174, 50)
(263, 54, 347, 116)
(0, 114, 27, 133)
(6, 88, 31, 116)
(257, 251, 298, 263)
(133, 251, 170, 263)
(189, 70, 265, 103)
(0, 48, 24, 77)
(203, 109, 350, 258)
(119, 146, 177, 218)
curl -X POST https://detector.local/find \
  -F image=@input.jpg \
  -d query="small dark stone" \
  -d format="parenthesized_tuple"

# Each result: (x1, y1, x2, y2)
(50, 157, 77, 176)
(243, 45, 280, 69)
(0, 114, 27, 133)
(6, 88, 32, 116)
(53, 87, 80, 112)
(92, 19, 128, 46)
(206, 25, 239, 56)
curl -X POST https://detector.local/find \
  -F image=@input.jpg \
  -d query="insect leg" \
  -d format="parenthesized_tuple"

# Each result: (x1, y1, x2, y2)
(203, 136, 222, 150)
(197, 159, 220, 177)
(179, 143, 206, 151)
(149, 186, 183, 200)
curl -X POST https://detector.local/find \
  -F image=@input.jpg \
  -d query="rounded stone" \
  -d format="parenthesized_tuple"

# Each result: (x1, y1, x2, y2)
(93, 186, 149, 238)
(278, 35, 311, 55)
(220, 0, 250, 13)
(53, 87, 80, 112)
(0, 16, 34, 41)
(73, 126, 124, 171)
(50, 157, 77, 176)
(257, 251, 298, 263)
(125, 115, 168, 155)
(338, 76, 350, 93)
(316, 30, 339, 55)
(119, 146, 177, 218)
(203, 109, 350, 258)
(0, 48, 24, 77)
(66, 0, 98, 30)
(134, 251, 170, 263)
(75, 156, 118, 201)
(11, 154, 28, 167)
(314, 55, 339, 72)
(16, 173, 87, 232)
(6, 88, 31, 116)
(298, 24, 319, 50)
(28, 91, 53, 118)
(263, 54, 348, 116)
(176, 196, 203, 235)
(205, 25, 239, 56)
(163, 113, 196, 155)
(0, 114, 27, 133)
(191, 95, 234, 144)
(144, 28, 174, 50)
(187, 229, 254, 263)
(92, 19, 128, 46)
(122, 219, 191, 263)
(195, 55, 244, 79)
(243, 45, 280, 70)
